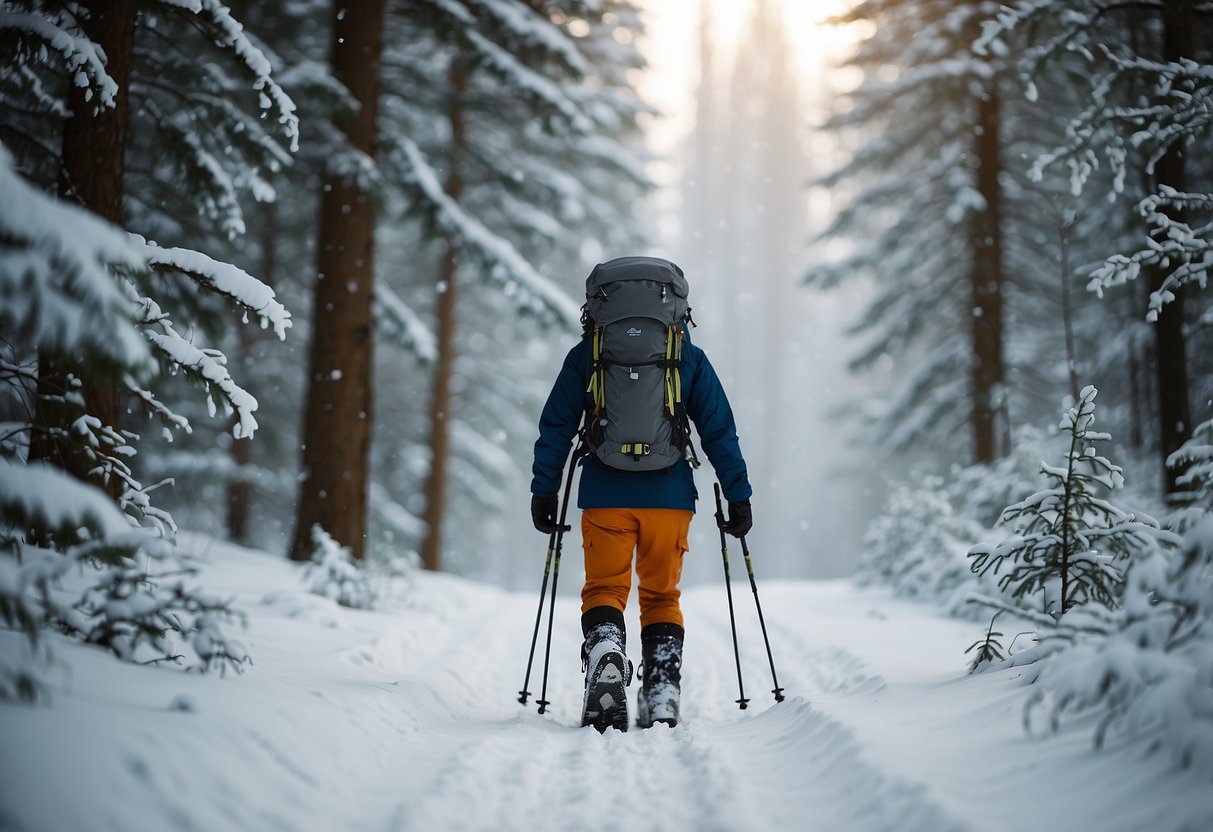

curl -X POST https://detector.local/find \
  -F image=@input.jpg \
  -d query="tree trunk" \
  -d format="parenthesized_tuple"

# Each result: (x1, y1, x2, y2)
(418, 59, 467, 573)
(1150, 2, 1194, 498)
(289, 0, 385, 561)
(227, 201, 278, 543)
(28, 0, 138, 499)
(968, 85, 1008, 463)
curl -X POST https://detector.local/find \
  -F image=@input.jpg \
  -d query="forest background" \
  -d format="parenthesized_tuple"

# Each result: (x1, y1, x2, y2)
(1, 0, 1210, 672)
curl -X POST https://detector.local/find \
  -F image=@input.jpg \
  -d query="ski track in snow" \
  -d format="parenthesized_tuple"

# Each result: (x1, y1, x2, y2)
(5, 537, 1212, 832)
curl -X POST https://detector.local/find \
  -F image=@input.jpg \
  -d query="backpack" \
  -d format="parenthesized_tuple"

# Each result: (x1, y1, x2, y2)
(582, 256, 699, 472)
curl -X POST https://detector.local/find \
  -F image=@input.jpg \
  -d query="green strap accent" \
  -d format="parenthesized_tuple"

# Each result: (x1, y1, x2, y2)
(621, 443, 651, 456)
(673, 326, 683, 405)
(588, 326, 605, 411)
(664, 327, 676, 417)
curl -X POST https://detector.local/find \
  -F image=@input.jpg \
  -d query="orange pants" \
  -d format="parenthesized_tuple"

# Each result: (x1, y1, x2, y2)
(581, 508, 693, 630)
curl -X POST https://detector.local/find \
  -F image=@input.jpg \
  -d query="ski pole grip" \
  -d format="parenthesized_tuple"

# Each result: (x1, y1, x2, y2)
(713, 482, 725, 528)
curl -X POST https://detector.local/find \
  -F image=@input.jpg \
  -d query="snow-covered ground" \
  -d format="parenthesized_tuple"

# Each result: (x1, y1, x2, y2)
(3, 534, 1211, 832)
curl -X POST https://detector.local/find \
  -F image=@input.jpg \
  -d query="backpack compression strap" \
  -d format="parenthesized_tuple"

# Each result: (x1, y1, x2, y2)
(587, 325, 605, 414)
(664, 325, 684, 418)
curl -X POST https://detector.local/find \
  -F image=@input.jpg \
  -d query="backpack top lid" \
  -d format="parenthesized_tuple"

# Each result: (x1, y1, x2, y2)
(584, 256, 689, 326)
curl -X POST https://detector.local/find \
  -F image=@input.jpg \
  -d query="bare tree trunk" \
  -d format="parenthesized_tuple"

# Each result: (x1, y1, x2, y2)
(1150, 1, 1194, 499)
(969, 85, 1008, 463)
(227, 201, 278, 543)
(419, 58, 467, 573)
(290, 0, 385, 561)
(29, 0, 137, 499)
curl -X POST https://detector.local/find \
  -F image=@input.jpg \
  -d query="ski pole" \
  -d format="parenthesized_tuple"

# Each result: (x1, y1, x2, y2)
(714, 483, 749, 710)
(739, 534, 785, 703)
(536, 444, 583, 715)
(517, 533, 555, 705)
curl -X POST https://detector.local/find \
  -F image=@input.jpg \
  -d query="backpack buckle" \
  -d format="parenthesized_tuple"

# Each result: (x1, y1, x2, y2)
(621, 443, 651, 460)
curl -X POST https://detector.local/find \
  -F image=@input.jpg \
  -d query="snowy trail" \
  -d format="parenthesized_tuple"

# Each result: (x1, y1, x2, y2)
(342, 572, 966, 832)
(4, 536, 1212, 832)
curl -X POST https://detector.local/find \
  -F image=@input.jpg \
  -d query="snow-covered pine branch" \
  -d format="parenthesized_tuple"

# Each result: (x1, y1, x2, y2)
(427, 0, 590, 79)
(375, 284, 437, 364)
(1169, 419, 1213, 507)
(137, 296, 261, 439)
(154, 0, 299, 151)
(1025, 512, 1213, 775)
(395, 138, 582, 329)
(135, 236, 291, 339)
(0, 145, 151, 374)
(987, 0, 1213, 319)
(463, 28, 591, 133)
(0, 7, 119, 107)
(1088, 188, 1212, 322)
(0, 458, 135, 544)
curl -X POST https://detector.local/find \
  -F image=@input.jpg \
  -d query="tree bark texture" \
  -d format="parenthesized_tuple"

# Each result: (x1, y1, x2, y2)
(418, 59, 467, 573)
(28, 0, 138, 500)
(968, 86, 1008, 464)
(1149, 1, 1194, 498)
(290, 0, 385, 561)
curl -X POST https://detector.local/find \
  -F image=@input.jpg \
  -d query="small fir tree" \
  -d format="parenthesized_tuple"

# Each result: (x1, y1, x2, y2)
(965, 615, 1007, 674)
(304, 525, 378, 611)
(969, 386, 1176, 620)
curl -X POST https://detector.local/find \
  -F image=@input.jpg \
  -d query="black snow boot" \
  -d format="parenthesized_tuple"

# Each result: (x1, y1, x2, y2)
(636, 623, 683, 729)
(580, 606, 632, 733)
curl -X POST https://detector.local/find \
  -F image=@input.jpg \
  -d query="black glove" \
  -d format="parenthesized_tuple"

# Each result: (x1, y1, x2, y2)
(531, 494, 569, 535)
(717, 499, 753, 539)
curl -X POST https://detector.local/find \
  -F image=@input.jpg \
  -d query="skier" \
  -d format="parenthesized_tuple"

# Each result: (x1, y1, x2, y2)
(531, 256, 752, 731)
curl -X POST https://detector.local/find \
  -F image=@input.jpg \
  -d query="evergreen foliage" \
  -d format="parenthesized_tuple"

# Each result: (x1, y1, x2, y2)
(304, 525, 378, 611)
(983, 0, 1212, 323)
(1025, 513, 1213, 774)
(0, 0, 296, 690)
(965, 615, 1006, 674)
(858, 475, 984, 607)
(969, 386, 1176, 617)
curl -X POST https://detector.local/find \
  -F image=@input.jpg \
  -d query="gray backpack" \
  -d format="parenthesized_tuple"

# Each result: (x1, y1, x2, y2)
(582, 256, 698, 472)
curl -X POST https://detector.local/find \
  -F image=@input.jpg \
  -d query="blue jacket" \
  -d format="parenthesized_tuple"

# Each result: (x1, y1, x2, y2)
(531, 328, 752, 511)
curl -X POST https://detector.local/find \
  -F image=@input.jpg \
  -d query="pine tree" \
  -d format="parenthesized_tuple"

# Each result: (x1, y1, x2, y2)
(983, 0, 1213, 497)
(382, 1, 648, 571)
(814, 0, 1019, 463)
(969, 386, 1175, 618)
(0, 0, 297, 687)
(289, 0, 386, 562)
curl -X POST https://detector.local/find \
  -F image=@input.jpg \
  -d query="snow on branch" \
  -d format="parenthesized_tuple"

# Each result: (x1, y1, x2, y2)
(1169, 419, 1213, 504)
(1087, 189, 1212, 321)
(138, 297, 261, 439)
(375, 284, 436, 364)
(135, 236, 291, 339)
(0, 144, 151, 371)
(462, 0, 589, 77)
(397, 138, 582, 329)
(464, 29, 591, 133)
(0, 459, 134, 542)
(155, 0, 299, 151)
(0, 9, 118, 107)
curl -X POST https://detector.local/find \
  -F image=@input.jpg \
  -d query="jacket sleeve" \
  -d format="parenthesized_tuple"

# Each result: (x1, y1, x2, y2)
(531, 339, 589, 496)
(685, 347, 753, 503)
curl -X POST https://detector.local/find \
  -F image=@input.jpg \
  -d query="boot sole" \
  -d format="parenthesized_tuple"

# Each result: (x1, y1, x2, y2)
(581, 652, 629, 733)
